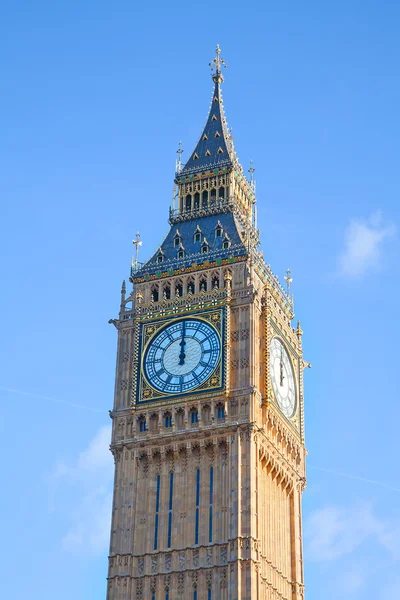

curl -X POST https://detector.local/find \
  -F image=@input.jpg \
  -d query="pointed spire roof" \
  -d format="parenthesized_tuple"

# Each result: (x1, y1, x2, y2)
(179, 46, 239, 176)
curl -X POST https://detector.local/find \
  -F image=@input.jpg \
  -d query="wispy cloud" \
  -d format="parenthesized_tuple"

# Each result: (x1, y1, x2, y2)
(52, 424, 113, 555)
(0, 386, 104, 413)
(338, 212, 395, 278)
(309, 464, 400, 493)
(305, 504, 382, 562)
(306, 502, 400, 563)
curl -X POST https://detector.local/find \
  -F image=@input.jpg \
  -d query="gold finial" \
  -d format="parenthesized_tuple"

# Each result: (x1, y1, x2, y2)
(209, 44, 227, 83)
(284, 268, 293, 295)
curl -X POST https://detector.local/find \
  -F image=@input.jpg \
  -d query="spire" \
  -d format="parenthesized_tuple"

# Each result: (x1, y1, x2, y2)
(179, 45, 238, 176)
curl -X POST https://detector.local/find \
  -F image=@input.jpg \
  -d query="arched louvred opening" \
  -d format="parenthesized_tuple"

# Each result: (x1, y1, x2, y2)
(210, 188, 217, 203)
(194, 192, 200, 209)
(219, 186, 225, 199)
(179, 197, 184, 212)
(202, 190, 208, 209)
(199, 276, 207, 292)
(185, 194, 192, 211)
(175, 282, 183, 297)
(163, 285, 171, 300)
(151, 286, 159, 302)
(212, 275, 219, 289)
(187, 278, 195, 294)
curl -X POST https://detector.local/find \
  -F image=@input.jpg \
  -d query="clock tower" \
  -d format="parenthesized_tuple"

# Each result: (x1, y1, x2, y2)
(107, 47, 307, 600)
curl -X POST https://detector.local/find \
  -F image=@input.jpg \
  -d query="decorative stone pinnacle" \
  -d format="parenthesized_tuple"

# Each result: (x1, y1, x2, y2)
(296, 320, 303, 337)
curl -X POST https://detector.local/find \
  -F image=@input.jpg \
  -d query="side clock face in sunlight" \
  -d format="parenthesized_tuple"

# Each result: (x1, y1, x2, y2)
(270, 337, 296, 418)
(144, 318, 221, 394)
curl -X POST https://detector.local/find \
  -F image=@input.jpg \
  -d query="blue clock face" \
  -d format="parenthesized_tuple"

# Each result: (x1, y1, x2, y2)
(143, 318, 221, 394)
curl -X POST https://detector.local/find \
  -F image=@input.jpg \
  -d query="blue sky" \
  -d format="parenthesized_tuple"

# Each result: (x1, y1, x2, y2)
(1, 2, 399, 598)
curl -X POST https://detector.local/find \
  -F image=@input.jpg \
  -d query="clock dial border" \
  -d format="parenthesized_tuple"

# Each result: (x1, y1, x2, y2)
(267, 323, 302, 432)
(135, 308, 226, 405)
(269, 336, 297, 419)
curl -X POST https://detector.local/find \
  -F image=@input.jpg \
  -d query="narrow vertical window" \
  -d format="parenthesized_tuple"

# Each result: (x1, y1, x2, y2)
(195, 468, 200, 544)
(209, 466, 214, 543)
(165, 589, 169, 600)
(208, 585, 212, 600)
(154, 475, 160, 550)
(193, 584, 198, 600)
(167, 472, 174, 548)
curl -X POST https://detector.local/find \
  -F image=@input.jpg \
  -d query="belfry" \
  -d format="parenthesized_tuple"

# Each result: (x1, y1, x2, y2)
(107, 46, 307, 600)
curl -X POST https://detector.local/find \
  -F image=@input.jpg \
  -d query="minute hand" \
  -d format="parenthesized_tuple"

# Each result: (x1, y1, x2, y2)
(179, 321, 186, 365)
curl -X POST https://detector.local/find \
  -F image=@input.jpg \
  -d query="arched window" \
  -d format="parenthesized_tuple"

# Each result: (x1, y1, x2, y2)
(202, 243, 209, 254)
(163, 285, 171, 300)
(174, 234, 181, 248)
(186, 194, 192, 211)
(138, 415, 147, 432)
(219, 186, 225, 199)
(215, 226, 222, 238)
(223, 238, 230, 249)
(157, 253, 164, 264)
(194, 192, 200, 209)
(175, 282, 183, 296)
(202, 190, 208, 208)
(190, 408, 199, 424)
(216, 403, 225, 420)
(164, 412, 172, 428)
(210, 188, 217, 202)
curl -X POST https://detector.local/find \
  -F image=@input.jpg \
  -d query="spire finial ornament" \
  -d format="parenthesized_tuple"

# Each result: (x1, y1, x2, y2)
(209, 44, 227, 83)
(284, 268, 293, 295)
(176, 141, 184, 172)
(132, 232, 142, 271)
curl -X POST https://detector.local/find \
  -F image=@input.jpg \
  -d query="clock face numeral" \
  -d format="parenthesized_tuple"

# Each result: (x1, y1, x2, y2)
(269, 337, 297, 418)
(144, 318, 221, 394)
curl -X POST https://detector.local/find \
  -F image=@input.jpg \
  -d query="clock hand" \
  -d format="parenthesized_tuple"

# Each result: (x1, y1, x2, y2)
(179, 321, 186, 365)
(280, 347, 285, 386)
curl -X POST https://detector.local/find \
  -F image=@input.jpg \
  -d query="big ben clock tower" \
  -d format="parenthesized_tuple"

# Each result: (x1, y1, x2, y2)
(107, 47, 307, 600)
